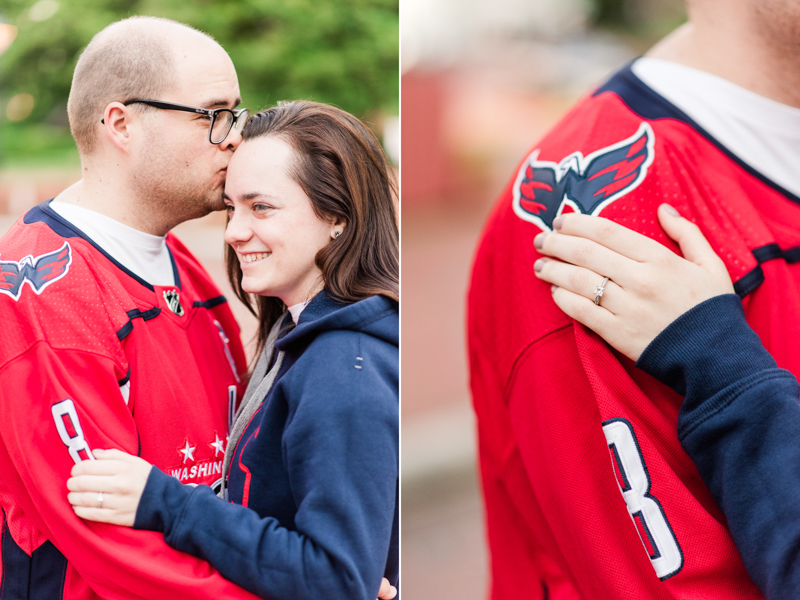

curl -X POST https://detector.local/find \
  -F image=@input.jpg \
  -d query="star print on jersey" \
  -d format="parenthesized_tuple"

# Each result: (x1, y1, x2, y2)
(512, 122, 655, 232)
(209, 433, 225, 457)
(166, 434, 227, 483)
(178, 439, 196, 464)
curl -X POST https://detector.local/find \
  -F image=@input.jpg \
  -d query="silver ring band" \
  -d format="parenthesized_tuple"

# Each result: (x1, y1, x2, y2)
(594, 276, 610, 306)
(96, 491, 104, 509)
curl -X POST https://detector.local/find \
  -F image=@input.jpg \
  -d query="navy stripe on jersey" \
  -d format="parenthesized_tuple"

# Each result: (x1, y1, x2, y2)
(117, 307, 163, 340)
(733, 267, 765, 298)
(168, 248, 182, 290)
(119, 366, 131, 387)
(1, 517, 67, 600)
(752, 243, 800, 264)
(594, 63, 800, 207)
(194, 295, 227, 309)
(595, 65, 800, 298)
(731, 243, 800, 297)
(25, 200, 181, 292)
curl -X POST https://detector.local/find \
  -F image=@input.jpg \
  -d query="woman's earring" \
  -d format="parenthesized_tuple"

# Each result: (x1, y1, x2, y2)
(333, 231, 341, 239)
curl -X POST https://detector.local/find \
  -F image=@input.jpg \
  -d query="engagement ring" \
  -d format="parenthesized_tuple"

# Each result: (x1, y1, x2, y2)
(594, 277, 610, 306)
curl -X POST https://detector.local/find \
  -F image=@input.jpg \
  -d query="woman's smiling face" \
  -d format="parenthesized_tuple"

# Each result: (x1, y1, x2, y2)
(223, 135, 334, 306)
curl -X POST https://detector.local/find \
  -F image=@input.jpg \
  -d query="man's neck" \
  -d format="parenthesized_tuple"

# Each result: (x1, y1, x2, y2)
(647, 21, 800, 109)
(56, 169, 170, 237)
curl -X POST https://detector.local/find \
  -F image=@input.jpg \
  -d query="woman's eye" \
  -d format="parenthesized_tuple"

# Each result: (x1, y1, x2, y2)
(224, 204, 234, 214)
(252, 203, 273, 213)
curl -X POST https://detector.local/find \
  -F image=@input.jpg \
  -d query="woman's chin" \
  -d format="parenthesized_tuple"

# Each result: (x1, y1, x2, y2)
(240, 280, 270, 297)
(241, 283, 284, 302)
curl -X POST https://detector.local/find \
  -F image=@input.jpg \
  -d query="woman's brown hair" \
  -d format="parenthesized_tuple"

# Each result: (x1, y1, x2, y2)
(225, 100, 399, 356)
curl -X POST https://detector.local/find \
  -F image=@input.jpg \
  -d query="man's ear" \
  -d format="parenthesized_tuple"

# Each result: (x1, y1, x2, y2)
(102, 102, 133, 153)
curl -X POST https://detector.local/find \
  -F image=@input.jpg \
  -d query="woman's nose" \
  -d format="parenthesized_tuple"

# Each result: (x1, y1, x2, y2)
(224, 208, 252, 246)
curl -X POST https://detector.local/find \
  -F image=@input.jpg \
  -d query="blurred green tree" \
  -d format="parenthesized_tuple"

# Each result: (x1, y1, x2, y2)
(591, 0, 685, 34)
(0, 0, 398, 164)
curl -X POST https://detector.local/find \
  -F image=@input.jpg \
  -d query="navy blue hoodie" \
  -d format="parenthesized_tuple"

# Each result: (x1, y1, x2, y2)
(637, 294, 800, 599)
(134, 290, 399, 600)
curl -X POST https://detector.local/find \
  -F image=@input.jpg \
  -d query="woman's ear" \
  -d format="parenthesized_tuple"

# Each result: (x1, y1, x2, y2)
(330, 218, 346, 240)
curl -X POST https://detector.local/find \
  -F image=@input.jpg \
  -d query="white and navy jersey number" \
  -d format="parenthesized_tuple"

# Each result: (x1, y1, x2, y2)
(602, 418, 683, 580)
(52, 399, 95, 464)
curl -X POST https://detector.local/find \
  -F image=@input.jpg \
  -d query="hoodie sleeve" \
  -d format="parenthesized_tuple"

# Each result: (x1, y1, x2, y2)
(134, 327, 399, 600)
(636, 293, 800, 599)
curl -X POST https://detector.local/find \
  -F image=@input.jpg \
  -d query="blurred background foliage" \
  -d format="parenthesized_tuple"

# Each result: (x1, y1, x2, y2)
(0, 0, 399, 167)
(593, 0, 686, 47)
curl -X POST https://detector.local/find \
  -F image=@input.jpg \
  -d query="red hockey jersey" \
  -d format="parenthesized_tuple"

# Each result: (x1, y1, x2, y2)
(0, 201, 259, 599)
(469, 64, 800, 598)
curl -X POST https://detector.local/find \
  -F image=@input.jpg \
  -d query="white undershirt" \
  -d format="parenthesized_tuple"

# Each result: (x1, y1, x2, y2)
(49, 201, 175, 286)
(288, 301, 310, 324)
(632, 57, 800, 198)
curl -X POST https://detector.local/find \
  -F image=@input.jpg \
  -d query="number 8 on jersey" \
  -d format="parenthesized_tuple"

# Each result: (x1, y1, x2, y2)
(602, 417, 683, 580)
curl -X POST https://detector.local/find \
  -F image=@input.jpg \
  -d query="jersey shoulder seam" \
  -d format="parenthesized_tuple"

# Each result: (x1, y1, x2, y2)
(502, 322, 574, 407)
(0, 338, 124, 376)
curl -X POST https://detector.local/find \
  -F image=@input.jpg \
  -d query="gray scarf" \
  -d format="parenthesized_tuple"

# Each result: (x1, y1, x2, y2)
(219, 313, 288, 499)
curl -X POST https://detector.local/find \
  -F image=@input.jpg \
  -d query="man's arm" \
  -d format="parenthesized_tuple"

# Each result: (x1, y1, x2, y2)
(0, 341, 261, 600)
(500, 323, 763, 597)
(527, 206, 800, 598)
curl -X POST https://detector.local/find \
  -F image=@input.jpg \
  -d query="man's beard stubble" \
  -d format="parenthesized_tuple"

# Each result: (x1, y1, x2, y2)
(753, 0, 800, 56)
(129, 148, 225, 233)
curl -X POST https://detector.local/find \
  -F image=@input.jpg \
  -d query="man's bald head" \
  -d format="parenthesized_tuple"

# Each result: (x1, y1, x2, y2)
(67, 17, 220, 155)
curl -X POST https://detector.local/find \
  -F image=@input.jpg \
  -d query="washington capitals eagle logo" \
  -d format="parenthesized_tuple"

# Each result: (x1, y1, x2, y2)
(0, 242, 72, 301)
(513, 122, 655, 231)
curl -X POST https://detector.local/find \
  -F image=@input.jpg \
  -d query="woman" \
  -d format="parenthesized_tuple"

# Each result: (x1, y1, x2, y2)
(532, 205, 800, 599)
(66, 101, 399, 600)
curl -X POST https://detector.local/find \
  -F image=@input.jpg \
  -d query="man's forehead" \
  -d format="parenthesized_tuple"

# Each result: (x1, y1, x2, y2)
(199, 97, 242, 109)
(168, 41, 240, 107)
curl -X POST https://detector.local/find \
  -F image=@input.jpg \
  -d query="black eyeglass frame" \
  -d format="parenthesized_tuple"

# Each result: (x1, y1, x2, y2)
(101, 99, 249, 144)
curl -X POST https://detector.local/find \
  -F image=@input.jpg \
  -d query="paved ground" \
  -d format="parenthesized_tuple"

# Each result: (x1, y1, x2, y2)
(401, 198, 494, 598)
(402, 466, 488, 600)
(398, 68, 575, 598)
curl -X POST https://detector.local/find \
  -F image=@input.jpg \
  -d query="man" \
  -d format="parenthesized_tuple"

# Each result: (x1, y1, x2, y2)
(469, 0, 800, 598)
(0, 17, 260, 598)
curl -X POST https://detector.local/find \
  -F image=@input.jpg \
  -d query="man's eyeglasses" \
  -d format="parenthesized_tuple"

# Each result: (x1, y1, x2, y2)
(102, 99, 249, 145)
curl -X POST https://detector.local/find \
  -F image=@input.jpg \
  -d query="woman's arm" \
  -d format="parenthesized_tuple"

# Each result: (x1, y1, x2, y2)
(70, 450, 397, 600)
(532, 205, 800, 599)
(67, 334, 399, 600)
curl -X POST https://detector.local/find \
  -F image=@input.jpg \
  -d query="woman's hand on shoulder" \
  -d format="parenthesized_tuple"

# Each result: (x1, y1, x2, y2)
(67, 448, 152, 527)
(533, 204, 734, 362)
